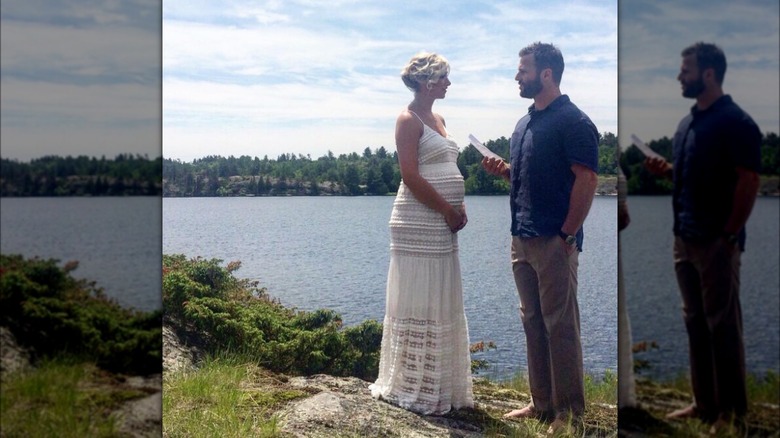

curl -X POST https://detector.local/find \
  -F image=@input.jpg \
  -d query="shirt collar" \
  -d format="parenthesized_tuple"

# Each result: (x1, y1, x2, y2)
(527, 94, 570, 115)
(690, 94, 733, 116)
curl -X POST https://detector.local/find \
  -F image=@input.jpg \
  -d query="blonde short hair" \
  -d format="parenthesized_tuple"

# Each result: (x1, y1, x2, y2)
(401, 52, 450, 92)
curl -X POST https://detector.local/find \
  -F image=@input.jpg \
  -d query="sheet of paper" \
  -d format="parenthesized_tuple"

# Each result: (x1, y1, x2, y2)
(468, 134, 502, 161)
(630, 134, 664, 160)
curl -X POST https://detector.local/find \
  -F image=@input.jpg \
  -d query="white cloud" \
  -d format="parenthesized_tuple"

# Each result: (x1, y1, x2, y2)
(0, 0, 618, 161)
(619, 0, 779, 147)
(2, 21, 157, 80)
(162, 1, 618, 161)
(1, 0, 161, 160)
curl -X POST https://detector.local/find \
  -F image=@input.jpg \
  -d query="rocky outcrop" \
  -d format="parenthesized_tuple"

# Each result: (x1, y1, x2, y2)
(0, 326, 31, 376)
(162, 324, 200, 373)
(114, 374, 163, 438)
(280, 374, 514, 437)
(161, 324, 617, 437)
(596, 175, 618, 196)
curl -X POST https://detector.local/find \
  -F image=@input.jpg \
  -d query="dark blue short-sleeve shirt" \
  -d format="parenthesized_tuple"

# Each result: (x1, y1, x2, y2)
(509, 95, 599, 250)
(672, 95, 762, 249)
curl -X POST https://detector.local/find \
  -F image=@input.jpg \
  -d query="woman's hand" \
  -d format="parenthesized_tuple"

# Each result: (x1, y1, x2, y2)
(456, 204, 468, 232)
(444, 206, 464, 233)
(445, 204, 468, 233)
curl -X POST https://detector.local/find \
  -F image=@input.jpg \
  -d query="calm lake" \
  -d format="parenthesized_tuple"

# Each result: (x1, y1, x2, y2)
(622, 196, 779, 379)
(4, 195, 772, 379)
(163, 195, 618, 379)
(0, 197, 162, 312)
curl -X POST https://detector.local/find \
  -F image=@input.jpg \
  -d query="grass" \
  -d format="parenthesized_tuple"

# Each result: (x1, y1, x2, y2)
(489, 370, 618, 437)
(646, 369, 780, 407)
(0, 358, 144, 438)
(747, 371, 780, 405)
(498, 369, 617, 407)
(628, 370, 780, 437)
(161, 353, 620, 438)
(162, 355, 310, 438)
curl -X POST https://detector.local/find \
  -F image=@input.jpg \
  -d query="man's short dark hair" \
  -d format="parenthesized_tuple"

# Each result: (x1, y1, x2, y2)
(519, 42, 564, 85)
(681, 42, 727, 85)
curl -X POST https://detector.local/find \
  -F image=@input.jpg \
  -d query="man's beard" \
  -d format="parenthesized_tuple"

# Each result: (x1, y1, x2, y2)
(520, 76, 543, 98)
(681, 75, 705, 98)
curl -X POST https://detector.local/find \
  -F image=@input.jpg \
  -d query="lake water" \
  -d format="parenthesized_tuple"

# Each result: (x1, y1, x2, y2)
(3, 195, 773, 379)
(163, 195, 618, 379)
(622, 196, 779, 379)
(0, 197, 162, 312)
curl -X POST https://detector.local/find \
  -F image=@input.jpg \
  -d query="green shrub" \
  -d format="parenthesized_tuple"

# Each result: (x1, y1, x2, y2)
(163, 254, 382, 380)
(0, 254, 162, 375)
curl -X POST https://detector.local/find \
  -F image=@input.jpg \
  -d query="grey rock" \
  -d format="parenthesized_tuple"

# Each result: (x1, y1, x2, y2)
(0, 326, 31, 377)
(115, 391, 162, 438)
(280, 375, 484, 437)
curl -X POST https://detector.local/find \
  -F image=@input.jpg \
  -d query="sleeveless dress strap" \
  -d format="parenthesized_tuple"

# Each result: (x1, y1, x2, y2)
(408, 110, 449, 138)
(407, 110, 426, 128)
(407, 110, 423, 122)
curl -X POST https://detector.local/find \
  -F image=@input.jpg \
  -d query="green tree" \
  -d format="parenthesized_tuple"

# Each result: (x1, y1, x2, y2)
(365, 166, 388, 195)
(597, 132, 618, 175)
(761, 132, 779, 175)
(342, 165, 362, 195)
(309, 177, 320, 196)
(153, 131, 641, 197)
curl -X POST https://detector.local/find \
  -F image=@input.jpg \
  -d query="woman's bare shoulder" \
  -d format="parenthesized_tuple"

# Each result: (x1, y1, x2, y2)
(396, 110, 423, 131)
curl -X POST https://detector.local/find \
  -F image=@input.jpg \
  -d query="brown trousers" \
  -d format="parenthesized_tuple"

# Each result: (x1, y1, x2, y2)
(673, 236, 747, 421)
(511, 236, 585, 419)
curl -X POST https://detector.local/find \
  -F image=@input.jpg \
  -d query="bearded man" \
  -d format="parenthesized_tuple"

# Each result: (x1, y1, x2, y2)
(645, 42, 761, 434)
(482, 41, 599, 435)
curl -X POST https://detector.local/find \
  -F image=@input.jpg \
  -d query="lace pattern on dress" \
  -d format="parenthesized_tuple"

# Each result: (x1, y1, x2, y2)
(370, 115, 473, 414)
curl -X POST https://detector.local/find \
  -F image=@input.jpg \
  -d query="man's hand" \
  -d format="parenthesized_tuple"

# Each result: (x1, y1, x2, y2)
(644, 156, 673, 179)
(481, 157, 510, 180)
(618, 205, 630, 231)
(560, 237, 576, 255)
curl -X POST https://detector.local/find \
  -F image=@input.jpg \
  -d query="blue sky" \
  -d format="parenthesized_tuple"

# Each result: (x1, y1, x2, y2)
(619, 0, 779, 149)
(0, 0, 161, 161)
(162, 0, 618, 161)
(7, 1, 774, 162)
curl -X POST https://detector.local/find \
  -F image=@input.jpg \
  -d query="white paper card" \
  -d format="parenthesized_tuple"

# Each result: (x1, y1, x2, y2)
(630, 134, 664, 160)
(468, 134, 502, 161)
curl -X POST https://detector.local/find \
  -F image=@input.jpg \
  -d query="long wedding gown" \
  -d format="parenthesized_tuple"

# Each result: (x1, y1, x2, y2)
(369, 111, 474, 415)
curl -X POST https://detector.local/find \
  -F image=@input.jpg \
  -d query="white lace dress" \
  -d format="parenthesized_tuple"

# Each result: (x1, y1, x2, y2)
(369, 113, 474, 414)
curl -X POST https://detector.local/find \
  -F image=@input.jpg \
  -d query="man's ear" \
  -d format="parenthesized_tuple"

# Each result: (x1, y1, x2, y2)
(542, 68, 553, 82)
(702, 68, 716, 83)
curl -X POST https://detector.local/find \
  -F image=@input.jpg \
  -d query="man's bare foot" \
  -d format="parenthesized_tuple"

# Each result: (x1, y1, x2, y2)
(708, 418, 730, 435)
(547, 418, 573, 436)
(709, 413, 744, 436)
(503, 405, 537, 419)
(666, 404, 698, 420)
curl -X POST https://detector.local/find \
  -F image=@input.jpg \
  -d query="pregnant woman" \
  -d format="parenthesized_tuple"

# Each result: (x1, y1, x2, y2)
(369, 52, 473, 415)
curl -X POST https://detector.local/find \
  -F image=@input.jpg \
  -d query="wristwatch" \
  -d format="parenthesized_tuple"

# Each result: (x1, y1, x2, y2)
(558, 230, 576, 246)
(722, 232, 738, 245)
